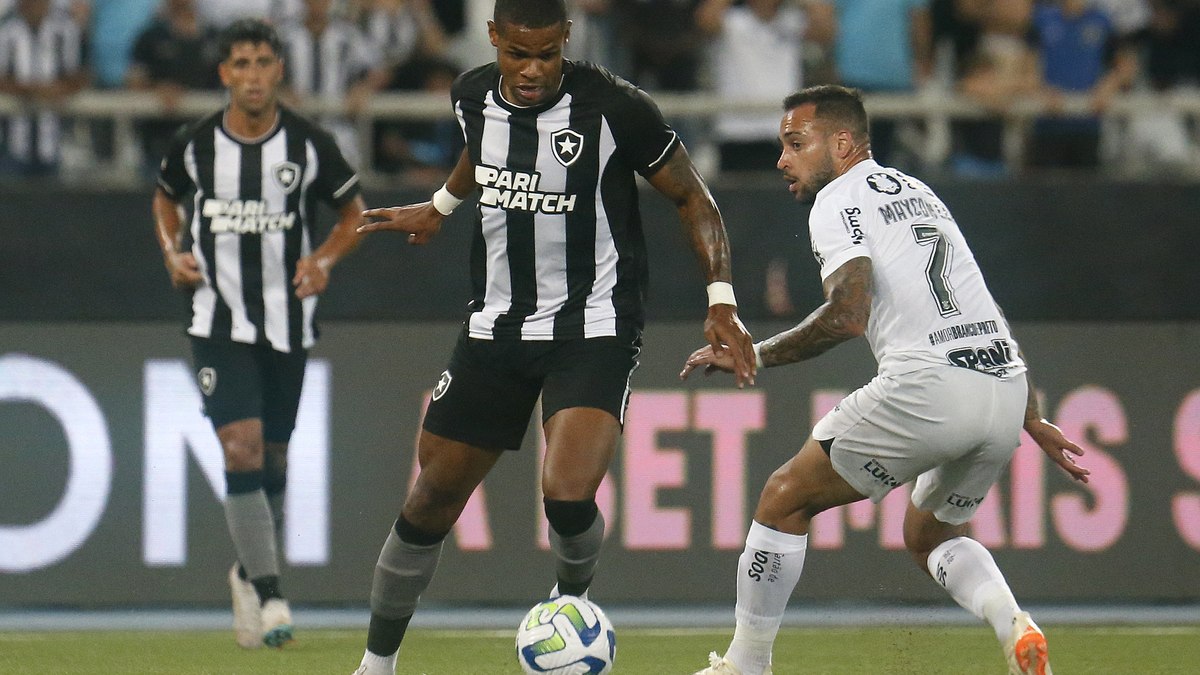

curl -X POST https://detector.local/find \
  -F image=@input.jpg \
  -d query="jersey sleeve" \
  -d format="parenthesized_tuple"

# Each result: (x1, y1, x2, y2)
(603, 80, 679, 177)
(310, 128, 361, 207)
(156, 123, 194, 199)
(809, 192, 872, 281)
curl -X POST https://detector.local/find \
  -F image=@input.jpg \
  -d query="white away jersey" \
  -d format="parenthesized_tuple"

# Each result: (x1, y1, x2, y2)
(808, 159, 1026, 379)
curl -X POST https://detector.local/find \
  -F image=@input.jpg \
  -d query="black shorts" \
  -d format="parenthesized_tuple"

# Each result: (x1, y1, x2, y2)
(422, 330, 642, 451)
(190, 337, 308, 443)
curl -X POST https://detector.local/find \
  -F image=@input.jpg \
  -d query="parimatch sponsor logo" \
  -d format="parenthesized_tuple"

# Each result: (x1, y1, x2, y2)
(203, 199, 296, 234)
(475, 165, 578, 214)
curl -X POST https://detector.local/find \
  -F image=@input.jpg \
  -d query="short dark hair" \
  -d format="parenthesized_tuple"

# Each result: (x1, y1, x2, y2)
(783, 85, 870, 142)
(493, 0, 567, 30)
(218, 18, 283, 61)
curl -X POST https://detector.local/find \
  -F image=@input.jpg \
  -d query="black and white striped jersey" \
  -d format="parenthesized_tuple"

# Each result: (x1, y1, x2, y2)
(157, 107, 360, 352)
(278, 18, 375, 102)
(453, 60, 679, 341)
(0, 8, 85, 165)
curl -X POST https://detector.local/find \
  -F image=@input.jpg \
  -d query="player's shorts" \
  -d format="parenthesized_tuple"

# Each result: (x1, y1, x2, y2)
(422, 330, 642, 451)
(190, 337, 308, 443)
(813, 366, 1027, 525)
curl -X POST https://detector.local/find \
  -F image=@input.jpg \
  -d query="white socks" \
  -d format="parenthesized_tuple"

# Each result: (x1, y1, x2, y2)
(358, 648, 397, 674)
(725, 521, 808, 675)
(927, 536, 1020, 644)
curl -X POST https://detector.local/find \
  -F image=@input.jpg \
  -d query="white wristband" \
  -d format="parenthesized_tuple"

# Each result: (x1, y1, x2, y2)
(706, 281, 737, 307)
(753, 342, 765, 369)
(431, 184, 463, 216)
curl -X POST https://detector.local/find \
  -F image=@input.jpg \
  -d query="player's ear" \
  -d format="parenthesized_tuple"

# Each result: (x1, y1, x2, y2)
(488, 20, 500, 48)
(564, 19, 572, 43)
(834, 129, 854, 159)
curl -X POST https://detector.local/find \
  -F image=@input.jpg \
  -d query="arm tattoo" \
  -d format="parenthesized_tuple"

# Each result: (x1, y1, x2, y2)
(648, 147, 731, 283)
(761, 257, 872, 367)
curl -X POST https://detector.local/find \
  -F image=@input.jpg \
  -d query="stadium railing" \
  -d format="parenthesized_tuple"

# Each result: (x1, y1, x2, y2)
(1, 89, 1198, 187)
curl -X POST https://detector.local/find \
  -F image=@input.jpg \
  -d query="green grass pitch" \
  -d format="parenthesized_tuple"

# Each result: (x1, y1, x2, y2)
(1, 625, 1197, 674)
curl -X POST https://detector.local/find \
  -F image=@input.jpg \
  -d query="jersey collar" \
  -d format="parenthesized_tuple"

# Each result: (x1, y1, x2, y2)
(817, 158, 881, 201)
(493, 61, 572, 114)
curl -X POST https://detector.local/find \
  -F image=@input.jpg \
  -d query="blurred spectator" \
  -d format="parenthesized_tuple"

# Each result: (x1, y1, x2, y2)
(1116, 0, 1200, 173)
(611, 0, 707, 161)
(1133, 0, 1200, 90)
(930, 0, 984, 78)
(951, 0, 1042, 176)
(0, 0, 90, 177)
(125, 0, 221, 170)
(1094, 0, 1151, 38)
(278, 0, 389, 167)
(373, 55, 462, 180)
(361, 0, 448, 67)
(613, 0, 704, 93)
(696, 0, 834, 172)
(0, 0, 86, 23)
(1025, 0, 1138, 170)
(89, 0, 154, 89)
(197, 0, 302, 27)
(829, 0, 934, 167)
(360, 0, 462, 178)
(444, 0, 492, 69)
(427, 0, 466, 37)
(566, 0, 626, 74)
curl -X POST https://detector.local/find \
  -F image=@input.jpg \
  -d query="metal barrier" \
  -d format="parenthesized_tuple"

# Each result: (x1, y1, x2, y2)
(2, 89, 1199, 186)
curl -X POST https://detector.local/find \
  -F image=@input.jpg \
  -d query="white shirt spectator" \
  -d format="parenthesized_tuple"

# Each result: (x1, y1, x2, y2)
(196, 0, 301, 27)
(0, 5, 86, 167)
(710, 1, 808, 141)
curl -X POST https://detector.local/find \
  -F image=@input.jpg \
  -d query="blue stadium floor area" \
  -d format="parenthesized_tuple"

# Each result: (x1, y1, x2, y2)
(2, 604, 1197, 632)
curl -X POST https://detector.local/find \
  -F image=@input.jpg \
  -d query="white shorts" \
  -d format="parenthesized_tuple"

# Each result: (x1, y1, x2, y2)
(812, 366, 1027, 525)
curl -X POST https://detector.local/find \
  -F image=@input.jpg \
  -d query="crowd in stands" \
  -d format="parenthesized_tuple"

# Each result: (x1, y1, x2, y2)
(1, 0, 1199, 182)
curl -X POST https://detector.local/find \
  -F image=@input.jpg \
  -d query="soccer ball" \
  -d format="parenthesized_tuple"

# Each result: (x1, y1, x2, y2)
(515, 595, 616, 674)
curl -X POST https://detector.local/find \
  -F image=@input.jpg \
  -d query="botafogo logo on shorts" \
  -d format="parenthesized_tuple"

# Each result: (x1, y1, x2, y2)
(197, 368, 216, 396)
(432, 370, 452, 401)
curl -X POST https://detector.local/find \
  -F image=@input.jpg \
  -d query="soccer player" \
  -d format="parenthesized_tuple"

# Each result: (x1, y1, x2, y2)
(350, 0, 755, 671)
(682, 85, 1090, 675)
(152, 18, 365, 650)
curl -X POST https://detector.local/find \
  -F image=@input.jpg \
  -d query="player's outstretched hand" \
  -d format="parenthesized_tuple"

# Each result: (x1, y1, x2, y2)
(1024, 417, 1090, 483)
(679, 342, 736, 383)
(359, 203, 443, 245)
(699, 304, 755, 388)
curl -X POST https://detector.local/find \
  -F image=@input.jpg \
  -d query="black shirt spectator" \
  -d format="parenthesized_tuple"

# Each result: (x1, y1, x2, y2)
(126, 0, 222, 169)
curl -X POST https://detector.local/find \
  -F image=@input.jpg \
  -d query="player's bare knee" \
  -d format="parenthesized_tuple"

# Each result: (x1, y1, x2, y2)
(402, 483, 470, 532)
(221, 439, 263, 472)
(541, 475, 600, 502)
(754, 470, 817, 527)
(904, 516, 965, 571)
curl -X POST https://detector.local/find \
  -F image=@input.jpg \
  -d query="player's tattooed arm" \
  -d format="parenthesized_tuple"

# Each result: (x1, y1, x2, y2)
(648, 143, 756, 387)
(645, 144, 731, 284)
(759, 256, 872, 367)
